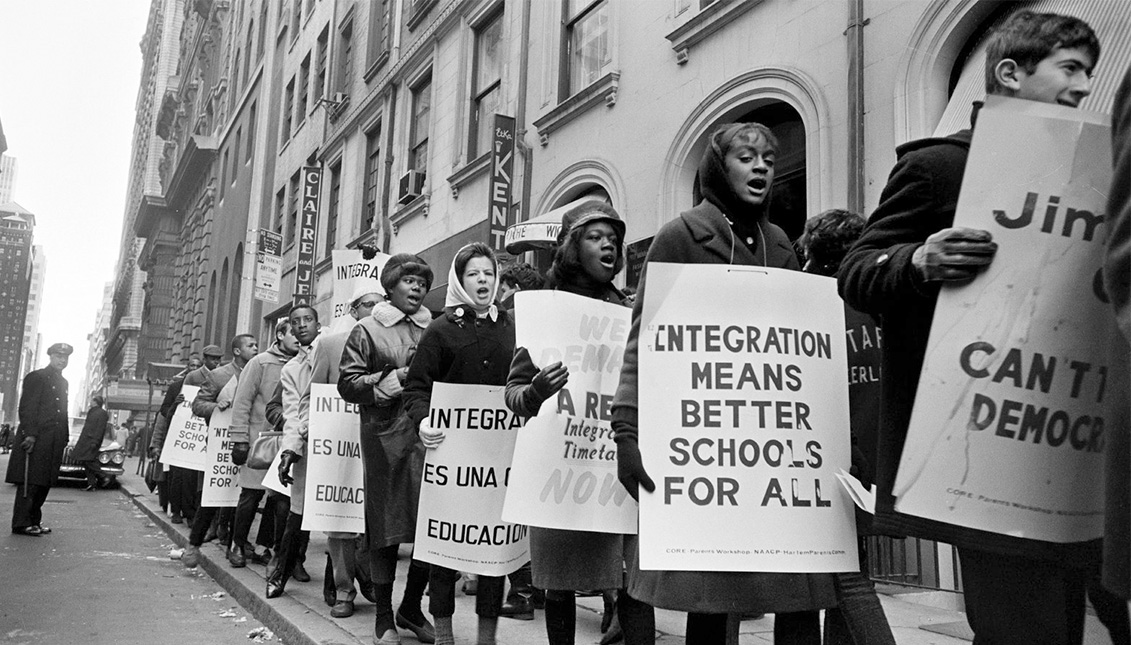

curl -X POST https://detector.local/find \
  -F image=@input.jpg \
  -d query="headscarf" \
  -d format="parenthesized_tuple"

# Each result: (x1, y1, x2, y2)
(444, 244, 500, 321)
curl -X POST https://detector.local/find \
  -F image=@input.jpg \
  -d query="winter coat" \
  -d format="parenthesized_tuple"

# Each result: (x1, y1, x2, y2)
(338, 301, 431, 547)
(192, 361, 243, 422)
(838, 123, 1100, 565)
(5, 366, 69, 488)
(1104, 66, 1131, 599)
(506, 282, 629, 591)
(279, 344, 315, 514)
(610, 200, 833, 613)
(71, 405, 109, 463)
(231, 344, 292, 489)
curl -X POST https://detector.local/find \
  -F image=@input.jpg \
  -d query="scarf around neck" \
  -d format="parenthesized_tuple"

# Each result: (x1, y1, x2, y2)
(372, 300, 432, 329)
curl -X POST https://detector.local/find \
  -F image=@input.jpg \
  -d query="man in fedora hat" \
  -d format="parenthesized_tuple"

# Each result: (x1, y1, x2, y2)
(7, 343, 72, 536)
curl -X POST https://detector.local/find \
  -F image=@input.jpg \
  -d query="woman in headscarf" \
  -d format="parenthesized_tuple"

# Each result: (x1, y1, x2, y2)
(611, 122, 836, 644)
(505, 201, 656, 645)
(403, 242, 514, 645)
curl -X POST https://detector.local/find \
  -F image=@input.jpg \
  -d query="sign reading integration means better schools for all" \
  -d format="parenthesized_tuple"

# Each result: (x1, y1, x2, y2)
(200, 378, 241, 507)
(893, 97, 1118, 543)
(415, 383, 529, 576)
(638, 263, 858, 572)
(160, 385, 210, 472)
(329, 249, 390, 333)
(303, 383, 366, 533)
(502, 291, 638, 534)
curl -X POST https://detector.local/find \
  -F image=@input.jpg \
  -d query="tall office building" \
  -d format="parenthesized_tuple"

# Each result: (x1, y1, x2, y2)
(0, 155, 16, 204)
(0, 201, 34, 425)
(19, 244, 45, 380)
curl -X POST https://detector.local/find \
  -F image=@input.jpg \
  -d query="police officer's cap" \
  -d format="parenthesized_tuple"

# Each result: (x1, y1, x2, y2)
(46, 343, 73, 357)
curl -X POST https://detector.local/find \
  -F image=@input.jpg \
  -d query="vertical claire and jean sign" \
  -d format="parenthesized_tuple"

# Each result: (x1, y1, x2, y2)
(295, 166, 321, 306)
(488, 115, 516, 253)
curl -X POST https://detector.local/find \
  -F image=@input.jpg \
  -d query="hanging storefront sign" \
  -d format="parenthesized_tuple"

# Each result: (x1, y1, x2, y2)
(488, 115, 516, 253)
(294, 166, 321, 306)
(254, 229, 283, 303)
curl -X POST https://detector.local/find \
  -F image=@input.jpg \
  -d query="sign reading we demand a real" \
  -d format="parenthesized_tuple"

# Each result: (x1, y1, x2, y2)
(638, 263, 857, 572)
(894, 97, 1119, 543)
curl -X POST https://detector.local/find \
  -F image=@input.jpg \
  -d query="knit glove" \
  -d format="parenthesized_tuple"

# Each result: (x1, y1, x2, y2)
(231, 442, 250, 466)
(912, 227, 997, 282)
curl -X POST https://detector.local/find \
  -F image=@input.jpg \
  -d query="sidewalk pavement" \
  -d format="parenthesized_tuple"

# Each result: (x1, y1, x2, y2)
(117, 467, 1115, 644)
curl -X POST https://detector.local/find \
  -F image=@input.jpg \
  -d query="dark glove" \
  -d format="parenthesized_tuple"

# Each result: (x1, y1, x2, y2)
(912, 226, 997, 282)
(20, 435, 35, 454)
(173, 393, 185, 406)
(616, 437, 654, 502)
(360, 243, 379, 260)
(278, 450, 302, 487)
(532, 362, 569, 399)
(232, 442, 250, 466)
(149, 446, 161, 460)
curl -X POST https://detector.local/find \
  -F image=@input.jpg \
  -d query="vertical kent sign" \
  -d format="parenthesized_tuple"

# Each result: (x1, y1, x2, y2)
(255, 229, 283, 303)
(294, 166, 321, 306)
(488, 115, 515, 253)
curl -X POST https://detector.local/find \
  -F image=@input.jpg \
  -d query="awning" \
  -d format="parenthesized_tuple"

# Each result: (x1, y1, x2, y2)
(504, 197, 603, 254)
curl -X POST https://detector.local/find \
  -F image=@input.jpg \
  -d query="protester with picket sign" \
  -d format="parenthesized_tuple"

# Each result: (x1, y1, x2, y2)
(151, 349, 217, 526)
(506, 202, 656, 645)
(337, 254, 436, 645)
(612, 122, 834, 644)
(797, 210, 896, 645)
(838, 11, 1104, 644)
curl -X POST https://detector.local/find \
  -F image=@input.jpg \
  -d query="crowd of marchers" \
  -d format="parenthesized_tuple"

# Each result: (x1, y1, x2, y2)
(7, 9, 1131, 645)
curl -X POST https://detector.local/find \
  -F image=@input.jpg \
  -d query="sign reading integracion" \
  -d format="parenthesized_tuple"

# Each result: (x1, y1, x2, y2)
(294, 166, 321, 306)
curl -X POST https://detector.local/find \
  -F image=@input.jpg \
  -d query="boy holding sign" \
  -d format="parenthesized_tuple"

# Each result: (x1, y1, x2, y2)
(838, 11, 1102, 644)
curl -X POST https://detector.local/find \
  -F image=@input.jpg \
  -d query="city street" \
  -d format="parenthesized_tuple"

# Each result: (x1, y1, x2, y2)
(0, 453, 270, 644)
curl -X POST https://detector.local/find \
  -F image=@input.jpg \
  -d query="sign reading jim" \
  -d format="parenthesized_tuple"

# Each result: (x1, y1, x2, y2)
(638, 264, 858, 572)
(294, 166, 321, 306)
(894, 97, 1118, 543)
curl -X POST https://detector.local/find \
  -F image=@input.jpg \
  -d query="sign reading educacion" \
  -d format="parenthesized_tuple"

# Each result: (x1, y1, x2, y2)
(894, 97, 1118, 543)
(294, 166, 321, 306)
(638, 263, 858, 572)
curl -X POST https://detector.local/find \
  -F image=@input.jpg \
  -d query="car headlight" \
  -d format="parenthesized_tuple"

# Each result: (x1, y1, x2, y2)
(111, 453, 125, 465)
(98, 452, 110, 464)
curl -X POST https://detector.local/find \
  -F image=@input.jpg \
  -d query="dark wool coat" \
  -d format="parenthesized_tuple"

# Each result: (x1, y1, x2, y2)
(5, 366, 69, 487)
(610, 200, 836, 613)
(506, 282, 629, 591)
(71, 405, 109, 463)
(838, 126, 1100, 565)
(1103, 65, 1131, 599)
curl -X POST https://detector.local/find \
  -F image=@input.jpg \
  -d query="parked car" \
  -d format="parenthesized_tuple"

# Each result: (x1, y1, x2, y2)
(58, 417, 126, 485)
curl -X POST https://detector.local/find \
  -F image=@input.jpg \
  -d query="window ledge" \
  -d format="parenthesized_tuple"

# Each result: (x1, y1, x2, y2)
(446, 152, 490, 198)
(406, 0, 438, 31)
(390, 193, 430, 233)
(363, 51, 391, 83)
(665, 0, 763, 64)
(533, 71, 620, 147)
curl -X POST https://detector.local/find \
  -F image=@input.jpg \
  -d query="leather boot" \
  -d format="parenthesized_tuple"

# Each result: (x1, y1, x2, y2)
(266, 558, 289, 599)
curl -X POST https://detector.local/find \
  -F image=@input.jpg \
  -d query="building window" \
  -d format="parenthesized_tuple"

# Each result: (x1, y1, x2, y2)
(336, 21, 354, 93)
(408, 75, 432, 173)
(231, 50, 242, 101)
(274, 188, 286, 238)
(286, 172, 300, 246)
(315, 27, 328, 104)
(258, 0, 267, 59)
(363, 126, 381, 231)
(291, 0, 303, 37)
(561, 0, 611, 99)
(470, 11, 503, 159)
(232, 128, 241, 183)
(325, 161, 341, 257)
(282, 77, 295, 144)
(367, 0, 392, 66)
(298, 53, 311, 127)
(247, 103, 256, 162)
(243, 22, 254, 85)
(220, 149, 228, 198)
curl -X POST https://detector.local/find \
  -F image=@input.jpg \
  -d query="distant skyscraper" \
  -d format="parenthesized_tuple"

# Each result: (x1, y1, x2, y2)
(20, 245, 45, 379)
(0, 201, 34, 425)
(0, 155, 16, 204)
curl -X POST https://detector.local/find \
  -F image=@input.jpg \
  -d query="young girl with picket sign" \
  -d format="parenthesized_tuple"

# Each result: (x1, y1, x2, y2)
(505, 202, 656, 645)
(404, 242, 516, 645)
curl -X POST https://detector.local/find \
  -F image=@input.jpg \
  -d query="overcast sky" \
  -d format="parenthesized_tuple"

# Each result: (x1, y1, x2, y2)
(0, 1, 151, 412)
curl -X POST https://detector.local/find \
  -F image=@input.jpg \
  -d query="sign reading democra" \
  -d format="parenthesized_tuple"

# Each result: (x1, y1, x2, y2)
(303, 384, 366, 533)
(502, 291, 638, 534)
(329, 249, 390, 334)
(894, 96, 1119, 543)
(160, 385, 210, 472)
(201, 378, 240, 507)
(638, 263, 858, 572)
(415, 383, 530, 576)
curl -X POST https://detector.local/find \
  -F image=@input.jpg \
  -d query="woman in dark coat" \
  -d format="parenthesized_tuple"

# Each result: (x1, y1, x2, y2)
(72, 395, 111, 490)
(611, 122, 835, 644)
(505, 202, 655, 645)
(404, 242, 515, 645)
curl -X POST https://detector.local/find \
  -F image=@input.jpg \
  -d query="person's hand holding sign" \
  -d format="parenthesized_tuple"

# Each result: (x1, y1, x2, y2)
(419, 418, 445, 449)
(532, 361, 569, 398)
(616, 437, 655, 502)
(912, 227, 998, 282)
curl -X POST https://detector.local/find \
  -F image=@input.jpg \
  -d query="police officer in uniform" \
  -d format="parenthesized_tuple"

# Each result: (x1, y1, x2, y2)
(7, 343, 72, 536)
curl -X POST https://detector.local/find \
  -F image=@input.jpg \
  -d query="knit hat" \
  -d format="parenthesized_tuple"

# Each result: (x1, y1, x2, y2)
(557, 201, 626, 246)
(380, 253, 433, 294)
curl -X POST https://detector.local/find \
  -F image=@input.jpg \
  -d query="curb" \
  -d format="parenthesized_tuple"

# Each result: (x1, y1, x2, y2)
(119, 475, 363, 645)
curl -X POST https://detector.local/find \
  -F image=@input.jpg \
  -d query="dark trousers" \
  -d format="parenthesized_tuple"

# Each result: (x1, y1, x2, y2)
(188, 506, 235, 548)
(167, 466, 198, 519)
(232, 487, 266, 550)
(12, 483, 49, 530)
(824, 537, 895, 645)
(959, 546, 1090, 645)
(274, 511, 311, 570)
(430, 565, 504, 618)
(81, 461, 102, 488)
(685, 612, 819, 645)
